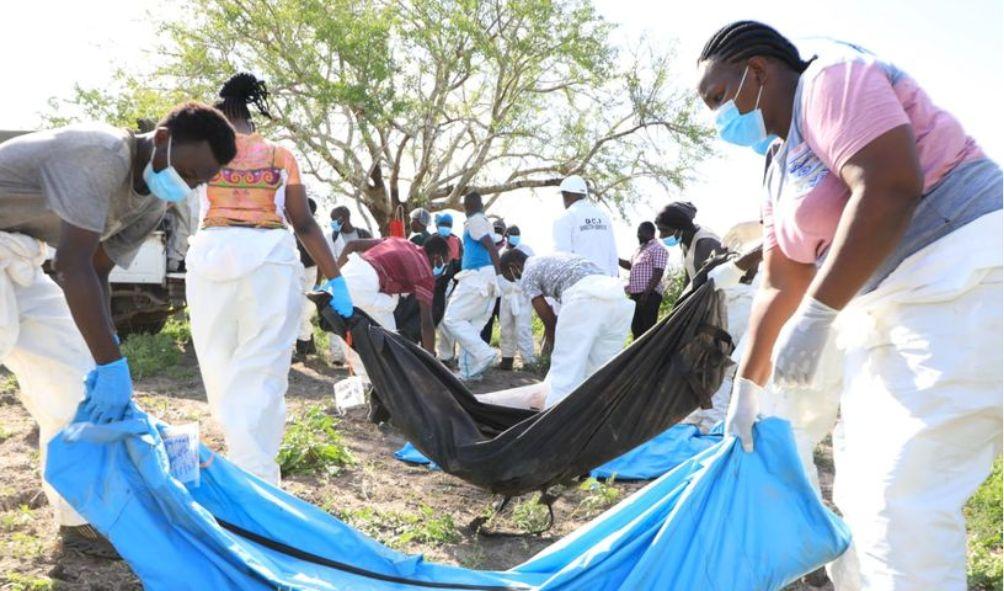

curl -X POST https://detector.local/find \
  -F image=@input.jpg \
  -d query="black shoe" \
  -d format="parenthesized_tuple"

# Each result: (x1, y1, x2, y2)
(59, 525, 121, 560)
(296, 338, 316, 356)
(497, 357, 514, 371)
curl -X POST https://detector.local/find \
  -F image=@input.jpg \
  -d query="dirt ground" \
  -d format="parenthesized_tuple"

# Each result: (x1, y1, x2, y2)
(0, 345, 833, 590)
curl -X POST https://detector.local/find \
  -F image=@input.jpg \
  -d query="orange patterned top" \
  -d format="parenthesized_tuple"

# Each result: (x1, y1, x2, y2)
(202, 134, 302, 229)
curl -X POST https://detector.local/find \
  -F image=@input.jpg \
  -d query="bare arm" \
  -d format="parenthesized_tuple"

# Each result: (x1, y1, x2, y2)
(693, 237, 724, 272)
(642, 267, 665, 302)
(54, 223, 121, 365)
(285, 185, 340, 279)
(809, 125, 924, 309)
(619, 258, 632, 271)
(418, 300, 436, 354)
(532, 296, 556, 355)
(735, 247, 815, 386)
(480, 235, 502, 275)
(92, 246, 118, 339)
(335, 239, 384, 269)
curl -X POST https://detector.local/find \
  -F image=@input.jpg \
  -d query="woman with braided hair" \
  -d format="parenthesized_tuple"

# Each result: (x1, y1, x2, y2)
(185, 73, 342, 485)
(696, 20, 1001, 590)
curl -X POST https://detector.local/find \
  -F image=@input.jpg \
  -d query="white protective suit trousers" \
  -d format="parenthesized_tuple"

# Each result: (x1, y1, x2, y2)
(0, 232, 90, 526)
(436, 280, 458, 361)
(763, 212, 1003, 591)
(186, 230, 302, 485)
(544, 275, 634, 408)
(443, 267, 499, 376)
(298, 264, 317, 342)
(341, 254, 398, 330)
(499, 282, 536, 363)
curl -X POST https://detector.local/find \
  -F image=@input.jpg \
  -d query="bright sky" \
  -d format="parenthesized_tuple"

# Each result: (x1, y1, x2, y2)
(4, 0, 1002, 262)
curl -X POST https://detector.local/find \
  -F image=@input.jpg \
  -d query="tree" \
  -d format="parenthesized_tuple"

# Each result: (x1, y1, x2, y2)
(51, 0, 713, 232)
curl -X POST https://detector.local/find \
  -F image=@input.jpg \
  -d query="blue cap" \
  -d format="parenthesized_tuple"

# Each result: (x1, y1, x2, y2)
(436, 212, 453, 227)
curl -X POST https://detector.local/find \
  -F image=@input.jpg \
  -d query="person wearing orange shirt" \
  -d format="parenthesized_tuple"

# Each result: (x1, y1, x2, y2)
(186, 74, 339, 485)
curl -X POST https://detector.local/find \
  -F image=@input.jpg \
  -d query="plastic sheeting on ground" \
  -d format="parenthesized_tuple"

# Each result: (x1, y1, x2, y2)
(47, 406, 850, 591)
(313, 281, 734, 496)
(395, 423, 724, 482)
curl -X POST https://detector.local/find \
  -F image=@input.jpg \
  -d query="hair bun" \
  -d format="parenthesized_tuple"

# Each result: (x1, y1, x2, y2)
(219, 72, 266, 103)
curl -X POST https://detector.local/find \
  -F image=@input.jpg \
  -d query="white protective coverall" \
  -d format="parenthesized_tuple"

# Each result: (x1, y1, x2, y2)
(0, 231, 90, 526)
(186, 227, 302, 485)
(297, 262, 318, 342)
(443, 266, 499, 378)
(552, 199, 619, 277)
(761, 211, 1003, 591)
(340, 253, 399, 330)
(498, 277, 536, 365)
(436, 278, 458, 362)
(544, 275, 634, 407)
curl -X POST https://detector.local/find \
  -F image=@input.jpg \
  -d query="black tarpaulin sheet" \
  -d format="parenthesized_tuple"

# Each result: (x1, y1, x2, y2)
(315, 282, 733, 496)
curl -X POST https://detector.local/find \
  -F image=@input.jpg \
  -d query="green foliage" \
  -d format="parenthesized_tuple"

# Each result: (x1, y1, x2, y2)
(2, 573, 55, 591)
(49, 0, 712, 228)
(6, 531, 45, 559)
(0, 371, 18, 398)
(658, 269, 689, 320)
(574, 476, 622, 517)
(277, 405, 355, 477)
(121, 316, 192, 379)
(0, 505, 36, 532)
(511, 493, 552, 534)
(44, 69, 194, 130)
(966, 457, 1003, 590)
(338, 504, 459, 549)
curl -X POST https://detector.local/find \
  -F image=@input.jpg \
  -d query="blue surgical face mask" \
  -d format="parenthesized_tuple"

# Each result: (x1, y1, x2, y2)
(662, 235, 680, 248)
(330, 219, 343, 233)
(437, 226, 451, 238)
(714, 66, 772, 152)
(142, 136, 193, 203)
(433, 263, 445, 277)
(507, 235, 521, 247)
(752, 134, 780, 156)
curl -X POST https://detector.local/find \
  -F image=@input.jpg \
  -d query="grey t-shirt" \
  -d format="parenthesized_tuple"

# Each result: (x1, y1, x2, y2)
(519, 252, 603, 302)
(0, 123, 166, 266)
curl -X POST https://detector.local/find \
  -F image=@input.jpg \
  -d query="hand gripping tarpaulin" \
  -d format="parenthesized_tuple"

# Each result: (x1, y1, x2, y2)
(395, 423, 724, 482)
(47, 411, 850, 590)
(313, 281, 735, 496)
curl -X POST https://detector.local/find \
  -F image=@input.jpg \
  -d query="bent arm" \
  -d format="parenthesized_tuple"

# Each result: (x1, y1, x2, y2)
(286, 185, 340, 279)
(55, 223, 121, 364)
(532, 296, 556, 354)
(335, 239, 383, 269)
(809, 125, 924, 309)
(735, 246, 815, 386)
(480, 235, 502, 275)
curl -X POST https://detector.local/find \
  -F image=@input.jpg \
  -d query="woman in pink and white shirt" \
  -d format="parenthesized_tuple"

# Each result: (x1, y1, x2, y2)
(697, 21, 1002, 590)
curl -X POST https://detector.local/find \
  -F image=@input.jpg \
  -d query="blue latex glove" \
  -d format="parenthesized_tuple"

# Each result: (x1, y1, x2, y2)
(322, 276, 354, 318)
(82, 357, 134, 424)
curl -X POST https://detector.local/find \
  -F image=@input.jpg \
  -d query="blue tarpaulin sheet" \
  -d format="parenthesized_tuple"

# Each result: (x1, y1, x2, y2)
(47, 407, 850, 590)
(396, 423, 724, 481)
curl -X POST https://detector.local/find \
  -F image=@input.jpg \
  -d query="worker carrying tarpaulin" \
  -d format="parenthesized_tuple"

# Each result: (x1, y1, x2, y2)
(313, 280, 734, 497)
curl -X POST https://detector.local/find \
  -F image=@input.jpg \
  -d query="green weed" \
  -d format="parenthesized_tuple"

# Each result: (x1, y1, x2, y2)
(575, 477, 622, 517)
(966, 457, 1003, 590)
(339, 504, 459, 549)
(3, 573, 54, 591)
(119, 314, 191, 379)
(0, 371, 18, 395)
(277, 405, 354, 477)
(512, 493, 551, 534)
(7, 531, 45, 559)
(0, 505, 35, 532)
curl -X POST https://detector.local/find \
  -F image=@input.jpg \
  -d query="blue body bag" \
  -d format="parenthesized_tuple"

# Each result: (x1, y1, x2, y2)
(47, 411, 849, 590)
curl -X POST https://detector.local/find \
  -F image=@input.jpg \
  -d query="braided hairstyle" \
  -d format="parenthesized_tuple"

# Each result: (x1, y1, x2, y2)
(699, 21, 814, 73)
(214, 72, 272, 128)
